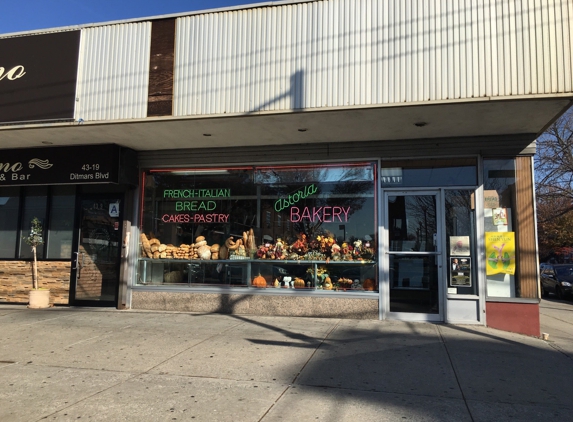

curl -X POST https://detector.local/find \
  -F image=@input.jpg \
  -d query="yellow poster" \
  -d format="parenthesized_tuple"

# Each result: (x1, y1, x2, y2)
(485, 232, 516, 275)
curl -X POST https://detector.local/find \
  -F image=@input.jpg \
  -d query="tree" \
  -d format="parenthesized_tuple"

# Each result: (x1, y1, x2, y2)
(535, 108, 573, 260)
(23, 217, 44, 290)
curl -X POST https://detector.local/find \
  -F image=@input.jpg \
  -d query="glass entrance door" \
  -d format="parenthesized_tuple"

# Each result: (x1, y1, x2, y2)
(383, 191, 443, 321)
(70, 196, 122, 306)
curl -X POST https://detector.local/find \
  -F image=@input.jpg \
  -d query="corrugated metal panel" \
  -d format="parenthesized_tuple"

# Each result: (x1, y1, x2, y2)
(173, 0, 573, 117)
(138, 135, 536, 169)
(75, 22, 151, 121)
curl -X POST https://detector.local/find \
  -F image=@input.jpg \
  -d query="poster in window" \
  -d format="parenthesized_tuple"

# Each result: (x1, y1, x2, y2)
(450, 236, 470, 256)
(492, 208, 508, 226)
(450, 257, 471, 287)
(485, 232, 516, 275)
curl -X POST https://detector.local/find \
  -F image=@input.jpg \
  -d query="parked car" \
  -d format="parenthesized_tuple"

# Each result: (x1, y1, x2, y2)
(540, 264, 573, 299)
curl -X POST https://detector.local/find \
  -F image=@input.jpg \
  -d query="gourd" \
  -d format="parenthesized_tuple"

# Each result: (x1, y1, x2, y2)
(363, 278, 376, 291)
(323, 276, 333, 290)
(247, 228, 256, 252)
(252, 274, 267, 288)
(293, 277, 306, 289)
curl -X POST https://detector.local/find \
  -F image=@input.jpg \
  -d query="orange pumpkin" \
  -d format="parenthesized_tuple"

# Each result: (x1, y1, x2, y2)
(293, 277, 306, 289)
(252, 274, 267, 288)
(363, 278, 376, 291)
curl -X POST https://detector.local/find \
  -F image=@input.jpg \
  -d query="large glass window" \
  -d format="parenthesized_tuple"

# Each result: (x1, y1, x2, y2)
(46, 186, 76, 259)
(19, 187, 48, 260)
(445, 190, 477, 296)
(0, 186, 76, 260)
(0, 187, 20, 258)
(381, 159, 477, 188)
(138, 163, 378, 292)
(483, 159, 518, 297)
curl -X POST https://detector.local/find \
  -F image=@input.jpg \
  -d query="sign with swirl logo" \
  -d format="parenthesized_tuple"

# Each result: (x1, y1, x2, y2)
(0, 144, 137, 186)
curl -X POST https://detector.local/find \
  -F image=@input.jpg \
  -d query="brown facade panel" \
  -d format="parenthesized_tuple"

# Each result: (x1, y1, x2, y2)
(0, 261, 71, 305)
(486, 301, 540, 337)
(515, 156, 538, 299)
(132, 291, 379, 319)
(147, 18, 175, 117)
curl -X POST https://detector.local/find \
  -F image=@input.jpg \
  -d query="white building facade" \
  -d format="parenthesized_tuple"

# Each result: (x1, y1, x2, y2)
(1, 0, 572, 336)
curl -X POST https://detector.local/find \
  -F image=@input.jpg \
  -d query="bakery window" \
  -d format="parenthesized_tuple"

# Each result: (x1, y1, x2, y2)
(137, 162, 378, 292)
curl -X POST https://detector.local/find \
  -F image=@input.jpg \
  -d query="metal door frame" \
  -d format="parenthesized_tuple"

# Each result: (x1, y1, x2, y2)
(380, 189, 445, 322)
(69, 194, 123, 307)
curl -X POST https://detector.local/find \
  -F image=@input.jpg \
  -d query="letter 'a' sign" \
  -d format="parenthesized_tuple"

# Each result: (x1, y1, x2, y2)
(109, 202, 120, 217)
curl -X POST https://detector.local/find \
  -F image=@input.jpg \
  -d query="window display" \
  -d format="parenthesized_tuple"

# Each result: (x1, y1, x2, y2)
(138, 162, 378, 291)
(483, 159, 518, 298)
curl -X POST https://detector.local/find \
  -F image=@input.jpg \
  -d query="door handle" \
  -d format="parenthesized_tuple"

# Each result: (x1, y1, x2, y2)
(72, 252, 84, 270)
(72, 252, 79, 270)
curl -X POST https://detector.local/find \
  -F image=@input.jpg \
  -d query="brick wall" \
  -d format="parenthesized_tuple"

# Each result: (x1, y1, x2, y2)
(0, 261, 71, 305)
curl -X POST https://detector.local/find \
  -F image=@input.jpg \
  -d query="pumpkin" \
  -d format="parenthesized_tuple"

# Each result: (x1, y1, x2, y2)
(293, 277, 306, 289)
(252, 274, 267, 288)
(363, 278, 376, 291)
(323, 276, 333, 290)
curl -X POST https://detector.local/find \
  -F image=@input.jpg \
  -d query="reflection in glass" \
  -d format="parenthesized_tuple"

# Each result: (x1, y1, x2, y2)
(75, 199, 121, 302)
(139, 163, 377, 289)
(0, 187, 20, 258)
(47, 186, 76, 259)
(445, 190, 477, 295)
(389, 255, 439, 313)
(483, 159, 517, 298)
(387, 194, 439, 314)
(380, 166, 476, 187)
(388, 195, 436, 252)
(19, 187, 48, 259)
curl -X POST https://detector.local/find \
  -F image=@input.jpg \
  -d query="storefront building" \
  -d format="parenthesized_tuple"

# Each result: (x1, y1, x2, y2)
(1, 0, 572, 336)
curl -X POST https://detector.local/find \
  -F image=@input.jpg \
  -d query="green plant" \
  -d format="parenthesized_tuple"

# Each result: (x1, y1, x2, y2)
(23, 217, 44, 290)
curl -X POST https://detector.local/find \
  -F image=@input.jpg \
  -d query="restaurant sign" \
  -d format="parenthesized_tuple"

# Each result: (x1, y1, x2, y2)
(0, 31, 80, 124)
(0, 144, 135, 186)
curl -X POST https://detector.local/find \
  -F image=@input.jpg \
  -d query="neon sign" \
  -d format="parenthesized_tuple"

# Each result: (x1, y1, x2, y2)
(162, 213, 230, 223)
(274, 184, 318, 212)
(164, 189, 230, 198)
(175, 201, 217, 211)
(290, 206, 350, 223)
(162, 188, 230, 223)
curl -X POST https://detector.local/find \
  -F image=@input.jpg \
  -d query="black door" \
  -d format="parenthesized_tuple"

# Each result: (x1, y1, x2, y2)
(70, 195, 123, 306)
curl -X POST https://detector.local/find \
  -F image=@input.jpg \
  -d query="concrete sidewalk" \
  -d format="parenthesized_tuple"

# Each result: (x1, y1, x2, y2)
(1, 303, 572, 422)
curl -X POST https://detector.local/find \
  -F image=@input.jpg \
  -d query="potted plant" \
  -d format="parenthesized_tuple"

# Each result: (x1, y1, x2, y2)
(24, 217, 50, 308)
